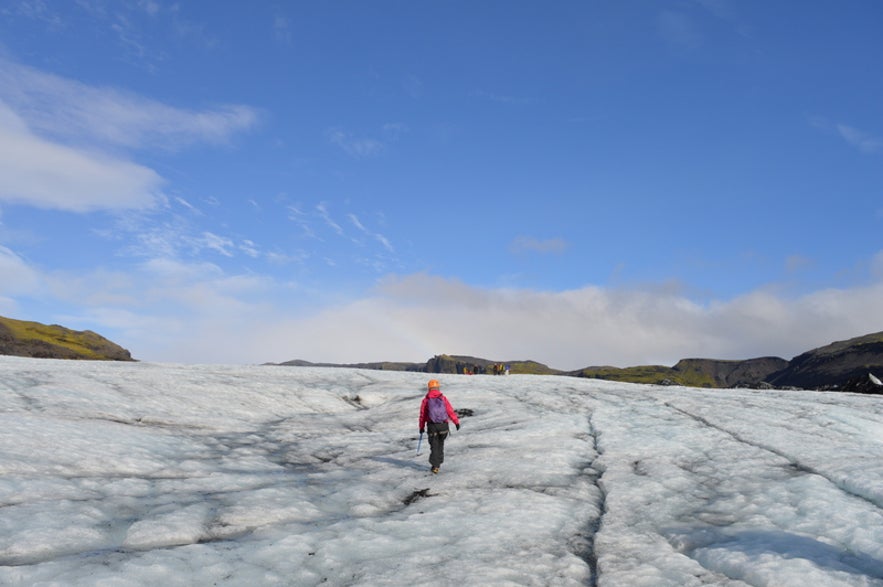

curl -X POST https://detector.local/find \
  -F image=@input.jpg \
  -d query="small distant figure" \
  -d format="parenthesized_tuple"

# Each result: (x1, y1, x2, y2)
(418, 379, 461, 474)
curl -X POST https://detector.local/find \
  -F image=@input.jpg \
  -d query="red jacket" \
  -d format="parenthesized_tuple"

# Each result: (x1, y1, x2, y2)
(419, 389, 460, 431)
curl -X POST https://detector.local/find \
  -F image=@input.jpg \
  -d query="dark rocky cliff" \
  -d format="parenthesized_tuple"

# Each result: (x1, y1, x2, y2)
(766, 332, 883, 390)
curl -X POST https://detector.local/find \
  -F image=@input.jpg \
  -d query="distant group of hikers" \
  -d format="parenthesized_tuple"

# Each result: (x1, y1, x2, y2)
(456, 362, 510, 376)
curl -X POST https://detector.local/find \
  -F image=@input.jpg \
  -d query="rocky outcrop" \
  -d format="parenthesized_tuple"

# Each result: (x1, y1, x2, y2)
(424, 355, 558, 375)
(571, 335, 883, 392)
(765, 332, 883, 389)
(832, 373, 883, 394)
(0, 316, 134, 361)
(276, 358, 425, 371)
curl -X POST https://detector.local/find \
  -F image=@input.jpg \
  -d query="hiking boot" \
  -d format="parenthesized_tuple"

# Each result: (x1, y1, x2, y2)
(431, 467, 439, 474)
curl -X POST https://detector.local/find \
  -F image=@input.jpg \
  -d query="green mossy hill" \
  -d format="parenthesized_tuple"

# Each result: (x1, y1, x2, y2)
(0, 316, 134, 361)
(573, 357, 788, 388)
(670, 357, 789, 388)
(506, 360, 561, 375)
(572, 365, 695, 386)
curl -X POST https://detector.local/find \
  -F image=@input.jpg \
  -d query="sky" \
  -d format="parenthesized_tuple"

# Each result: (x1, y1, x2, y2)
(1, 356, 882, 585)
(1, 1, 883, 369)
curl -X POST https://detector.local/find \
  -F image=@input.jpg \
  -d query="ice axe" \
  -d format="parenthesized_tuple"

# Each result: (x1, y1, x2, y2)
(416, 432, 424, 456)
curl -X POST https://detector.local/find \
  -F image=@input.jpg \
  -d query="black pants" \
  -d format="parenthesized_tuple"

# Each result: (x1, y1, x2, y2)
(427, 421, 450, 468)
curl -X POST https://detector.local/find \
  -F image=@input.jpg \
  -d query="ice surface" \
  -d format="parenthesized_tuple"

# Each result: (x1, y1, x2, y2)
(0, 356, 881, 586)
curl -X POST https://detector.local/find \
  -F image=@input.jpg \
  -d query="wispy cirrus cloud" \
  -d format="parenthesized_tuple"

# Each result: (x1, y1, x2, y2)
(326, 123, 407, 158)
(73, 0, 218, 60)
(811, 116, 882, 154)
(287, 205, 318, 240)
(326, 128, 385, 158)
(3, 0, 64, 28)
(282, 202, 396, 271)
(110, 204, 259, 263)
(0, 58, 260, 151)
(835, 124, 882, 154)
(349, 213, 394, 253)
(657, 1, 751, 49)
(316, 203, 345, 236)
(198, 232, 236, 257)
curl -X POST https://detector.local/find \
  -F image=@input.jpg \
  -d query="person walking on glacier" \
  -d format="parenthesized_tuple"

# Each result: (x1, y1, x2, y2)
(418, 379, 460, 474)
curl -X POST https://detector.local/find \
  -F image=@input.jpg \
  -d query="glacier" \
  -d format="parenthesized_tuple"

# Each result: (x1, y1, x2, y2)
(0, 356, 881, 586)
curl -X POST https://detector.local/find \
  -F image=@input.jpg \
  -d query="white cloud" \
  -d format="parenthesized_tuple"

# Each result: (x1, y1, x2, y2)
(0, 58, 260, 151)
(141, 257, 223, 283)
(10, 259, 883, 368)
(32, 258, 281, 363)
(0, 58, 260, 213)
(0, 245, 40, 295)
(0, 103, 163, 211)
(244, 274, 883, 370)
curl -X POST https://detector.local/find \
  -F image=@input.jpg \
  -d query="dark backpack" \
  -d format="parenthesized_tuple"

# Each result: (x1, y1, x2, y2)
(427, 395, 448, 423)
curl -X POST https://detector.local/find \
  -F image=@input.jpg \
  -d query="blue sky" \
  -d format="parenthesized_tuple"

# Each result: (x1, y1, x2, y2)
(1, 1, 882, 369)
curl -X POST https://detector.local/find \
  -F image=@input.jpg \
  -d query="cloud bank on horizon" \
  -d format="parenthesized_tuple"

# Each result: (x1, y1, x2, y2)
(0, 2, 882, 369)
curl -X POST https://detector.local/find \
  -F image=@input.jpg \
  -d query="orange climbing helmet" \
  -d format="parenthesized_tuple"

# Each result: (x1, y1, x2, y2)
(427, 379, 440, 390)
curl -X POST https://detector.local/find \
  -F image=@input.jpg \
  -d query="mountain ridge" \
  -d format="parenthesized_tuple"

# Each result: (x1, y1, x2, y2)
(3, 314, 881, 393)
(275, 332, 883, 393)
